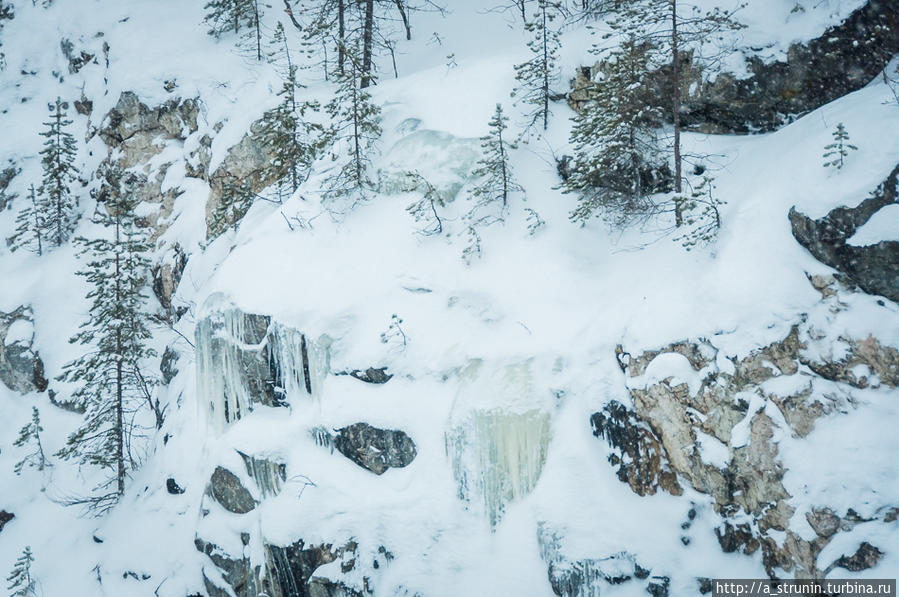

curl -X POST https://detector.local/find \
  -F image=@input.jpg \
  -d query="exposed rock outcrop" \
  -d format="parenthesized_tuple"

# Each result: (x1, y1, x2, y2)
(569, 0, 899, 133)
(0, 510, 13, 533)
(595, 283, 899, 578)
(0, 306, 48, 394)
(334, 422, 417, 475)
(207, 466, 257, 514)
(790, 163, 899, 303)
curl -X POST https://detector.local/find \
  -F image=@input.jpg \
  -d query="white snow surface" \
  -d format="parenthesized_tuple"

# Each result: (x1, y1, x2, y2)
(0, 0, 898, 596)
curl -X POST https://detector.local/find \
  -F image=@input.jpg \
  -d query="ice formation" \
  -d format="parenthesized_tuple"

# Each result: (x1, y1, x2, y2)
(196, 295, 330, 433)
(446, 408, 551, 528)
(240, 452, 286, 499)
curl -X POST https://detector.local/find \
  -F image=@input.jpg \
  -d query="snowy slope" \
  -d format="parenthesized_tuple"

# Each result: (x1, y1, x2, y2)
(1, 0, 898, 596)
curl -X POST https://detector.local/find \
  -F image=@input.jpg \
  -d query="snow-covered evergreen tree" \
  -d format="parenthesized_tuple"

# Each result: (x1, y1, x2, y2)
(0, 1, 13, 71)
(37, 97, 79, 247)
(605, 0, 743, 201)
(512, 0, 561, 135)
(13, 407, 50, 475)
(564, 38, 667, 226)
(6, 547, 36, 597)
(261, 23, 323, 197)
(323, 49, 382, 205)
(673, 175, 724, 249)
(463, 104, 522, 261)
(402, 171, 444, 236)
(209, 178, 255, 238)
(56, 164, 158, 513)
(823, 122, 858, 170)
(204, 0, 263, 59)
(8, 185, 43, 255)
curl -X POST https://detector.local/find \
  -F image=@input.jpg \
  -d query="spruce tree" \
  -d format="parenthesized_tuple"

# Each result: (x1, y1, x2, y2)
(402, 171, 444, 236)
(0, 1, 13, 71)
(261, 23, 323, 197)
(564, 38, 667, 226)
(603, 0, 742, 224)
(204, 0, 263, 60)
(6, 547, 36, 597)
(8, 185, 43, 255)
(673, 175, 724, 249)
(208, 178, 255, 238)
(823, 122, 857, 170)
(323, 49, 382, 205)
(512, 0, 561, 135)
(56, 164, 157, 512)
(37, 97, 79, 247)
(463, 104, 522, 261)
(13, 407, 50, 475)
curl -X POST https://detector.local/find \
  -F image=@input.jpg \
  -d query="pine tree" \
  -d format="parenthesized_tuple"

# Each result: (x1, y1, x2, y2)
(673, 175, 724, 249)
(402, 171, 444, 236)
(56, 164, 158, 513)
(605, 0, 743, 222)
(204, 0, 263, 60)
(323, 48, 382, 205)
(8, 185, 43, 255)
(463, 104, 522, 261)
(512, 0, 561, 135)
(823, 122, 858, 170)
(208, 178, 255, 238)
(37, 97, 79, 247)
(261, 23, 323, 197)
(6, 547, 36, 597)
(0, 1, 14, 71)
(13, 407, 50, 475)
(564, 38, 668, 226)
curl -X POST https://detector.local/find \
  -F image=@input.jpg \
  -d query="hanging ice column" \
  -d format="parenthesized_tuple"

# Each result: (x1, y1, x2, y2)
(445, 360, 552, 528)
(196, 294, 331, 433)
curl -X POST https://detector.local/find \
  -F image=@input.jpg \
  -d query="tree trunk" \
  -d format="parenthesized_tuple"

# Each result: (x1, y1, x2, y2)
(115, 216, 125, 495)
(338, 0, 346, 75)
(541, 2, 549, 130)
(671, 0, 683, 226)
(352, 67, 362, 185)
(253, 0, 262, 60)
(394, 0, 411, 40)
(361, 0, 375, 88)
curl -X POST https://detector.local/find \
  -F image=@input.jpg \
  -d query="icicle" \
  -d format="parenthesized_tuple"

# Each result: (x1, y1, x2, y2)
(196, 295, 331, 435)
(239, 452, 286, 499)
(446, 408, 551, 529)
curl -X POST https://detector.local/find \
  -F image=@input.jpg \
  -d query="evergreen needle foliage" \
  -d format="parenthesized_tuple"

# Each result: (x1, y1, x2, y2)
(673, 176, 724, 249)
(8, 185, 44, 255)
(323, 50, 382, 206)
(512, 0, 561, 136)
(402, 171, 445, 236)
(463, 104, 522, 261)
(823, 122, 858, 170)
(37, 97, 79, 247)
(56, 164, 158, 513)
(208, 178, 255, 239)
(6, 546, 36, 597)
(0, 1, 13, 71)
(13, 407, 50, 475)
(563, 38, 669, 227)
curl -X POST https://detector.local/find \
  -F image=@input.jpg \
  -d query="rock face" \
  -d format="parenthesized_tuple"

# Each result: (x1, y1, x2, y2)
(790, 163, 899, 303)
(0, 306, 48, 394)
(334, 423, 417, 475)
(569, 0, 899, 133)
(0, 510, 13, 533)
(208, 466, 257, 514)
(595, 284, 898, 579)
(0, 165, 19, 210)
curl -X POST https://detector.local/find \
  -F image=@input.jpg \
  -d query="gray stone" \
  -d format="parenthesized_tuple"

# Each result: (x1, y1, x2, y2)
(790, 163, 899, 303)
(569, 0, 899, 133)
(828, 542, 884, 572)
(0, 306, 48, 394)
(208, 466, 257, 514)
(334, 423, 417, 475)
(348, 367, 393, 384)
(159, 346, 179, 385)
(0, 510, 13, 533)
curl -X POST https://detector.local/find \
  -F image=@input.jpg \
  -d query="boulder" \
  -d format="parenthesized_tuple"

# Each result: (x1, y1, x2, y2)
(790, 163, 899, 303)
(0, 307, 48, 394)
(207, 466, 256, 514)
(334, 423, 417, 475)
